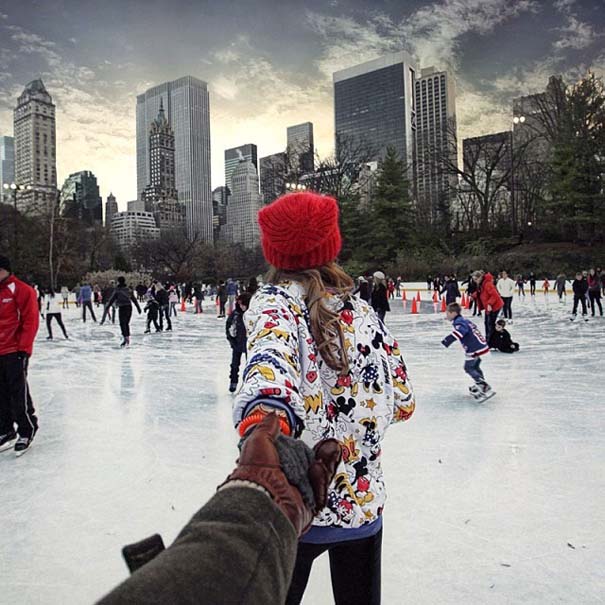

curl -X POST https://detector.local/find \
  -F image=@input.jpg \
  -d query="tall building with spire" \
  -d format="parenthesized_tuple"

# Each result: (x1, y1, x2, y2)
(221, 159, 261, 248)
(142, 100, 185, 232)
(136, 76, 211, 241)
(13, 79, 57, 214)
(105, 193, 118, 227)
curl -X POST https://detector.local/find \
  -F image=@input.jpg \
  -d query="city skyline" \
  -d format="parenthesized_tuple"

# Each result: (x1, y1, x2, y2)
(0, 0, 603, 208)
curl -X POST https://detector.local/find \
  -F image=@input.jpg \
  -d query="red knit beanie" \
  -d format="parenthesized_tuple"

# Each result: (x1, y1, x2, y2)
(258, 191, 342, 271)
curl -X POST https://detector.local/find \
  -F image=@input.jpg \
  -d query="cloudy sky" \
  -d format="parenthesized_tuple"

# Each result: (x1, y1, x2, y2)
(0, 0, 603, 208)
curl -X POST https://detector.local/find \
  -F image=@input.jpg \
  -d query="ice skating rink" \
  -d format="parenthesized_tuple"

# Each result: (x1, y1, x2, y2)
(1, 291, 604, 604)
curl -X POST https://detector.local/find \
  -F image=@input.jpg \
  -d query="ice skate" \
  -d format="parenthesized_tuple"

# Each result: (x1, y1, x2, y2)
(0, 432, 17, 453)
(229, 382, 237, 393)
(474, 384, 495, 403)
(469, 384, 480, 396)
(14, 435, 35, 457)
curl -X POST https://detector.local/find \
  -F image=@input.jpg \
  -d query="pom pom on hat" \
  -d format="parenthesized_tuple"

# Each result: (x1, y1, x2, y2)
(258, 192, 342, 271)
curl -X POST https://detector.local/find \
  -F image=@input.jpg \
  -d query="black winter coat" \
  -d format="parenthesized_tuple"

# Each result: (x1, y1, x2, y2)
(572, 279, 588, 297)
(441, 280, 460, 304)
(490, 328, 519, 353)
(226, 308, 247, 353)
(106, 286, 141, 312)
(371, 284, 390, 313)
(155, 289, 169, 306)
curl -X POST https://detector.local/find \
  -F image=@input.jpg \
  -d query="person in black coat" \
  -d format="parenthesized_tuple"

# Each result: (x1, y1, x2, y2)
(441, 276, 460, 305)
(226, 293, 251, 392)
(491, 320, 519, 353)
(105, 277, 142, 347)
(354, 276, 371, 302)
(370, 271, 390, 322)
(154, 283, 172, 331)
(571, 271, 589, 318)
(143, 296, 161, 333)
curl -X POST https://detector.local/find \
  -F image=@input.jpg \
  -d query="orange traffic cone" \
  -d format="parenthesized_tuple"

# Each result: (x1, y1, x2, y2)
(180, 298, 186, 312)
(411, 298, 418, 314)
(465, 295, 472, 309)
(440, 297, 447, 312)
(416, 291, 421, 302)
(460, 293, 466, 307)
(432, 291, 438, 303)
(402, 289, 407, 301)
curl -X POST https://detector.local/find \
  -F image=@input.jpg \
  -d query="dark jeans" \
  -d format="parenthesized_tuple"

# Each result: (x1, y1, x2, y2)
(82, 300, 96, 322)
(46, 313, 68, 338)
(572, 295, 587, 315)
(502, 297, 513, 319)
(101, 304, 116, 324)
(219, 299, 226, 316)
(229, 349, 244, 385)
(484, 310, 500, 346)
(464, 357, 486, 385)
(376, 308, 386, 323)
(286, 529, 382, 605)
(0, 353, 38, 439)
(158, 305, 172, 330)
(119, 305, 133, 338)
(588, 291, 603, 316)
(170, 302, 177, 317)
(530, 283, 536, 296)
(146, 313, 160, 332)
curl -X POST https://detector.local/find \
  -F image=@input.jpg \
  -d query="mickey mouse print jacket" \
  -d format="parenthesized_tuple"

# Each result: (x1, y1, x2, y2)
(233, 282, 415, 530)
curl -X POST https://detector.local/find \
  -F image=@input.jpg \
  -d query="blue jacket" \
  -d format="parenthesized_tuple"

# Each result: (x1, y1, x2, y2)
(226, 281, 238, 296)
(442, 314, 489, 358)
(79, 285, 93, 302)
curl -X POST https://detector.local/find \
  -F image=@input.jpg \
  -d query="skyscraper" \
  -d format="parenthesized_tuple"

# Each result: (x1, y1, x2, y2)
(136, 76, 211, 241)
(286, 122, 314, 175)
(414, 67, 458, 228)
(59, 170, 103, 224)
(221, 159, 261, 248)
(105, 193, 118, 227)
(13, 79, 57, 214)
(333, 52, 417, 169)
(260, 152, 287, 204)
(142, 101, 185, 232)
(212, 185, 229, 240)
(0, 136, 14, 204)
(225, 144, 258, 193)
(110, 210, 160, 250)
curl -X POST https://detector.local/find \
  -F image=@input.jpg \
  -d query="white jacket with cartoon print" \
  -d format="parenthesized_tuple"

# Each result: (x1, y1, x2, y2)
(233, 282, 415, 530)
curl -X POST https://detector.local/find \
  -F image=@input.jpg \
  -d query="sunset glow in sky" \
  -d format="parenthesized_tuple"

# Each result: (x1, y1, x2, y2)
(0, 0, 603, 209)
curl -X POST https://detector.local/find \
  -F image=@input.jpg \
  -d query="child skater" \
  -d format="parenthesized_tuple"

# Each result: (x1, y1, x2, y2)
(491, 319, 520, 353)
(442, 302, 495, 402)
(143, 295, 161, 333)
(225, 292, 251, 393)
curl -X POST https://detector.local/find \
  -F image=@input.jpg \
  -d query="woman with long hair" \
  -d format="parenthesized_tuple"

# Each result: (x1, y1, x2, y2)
(232, 192, 416, 605)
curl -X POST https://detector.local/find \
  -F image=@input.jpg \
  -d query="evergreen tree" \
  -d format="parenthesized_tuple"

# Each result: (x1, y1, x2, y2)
(366, 147, 414, 267)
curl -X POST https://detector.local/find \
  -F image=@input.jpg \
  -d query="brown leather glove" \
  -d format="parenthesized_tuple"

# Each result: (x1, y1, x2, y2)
(220, 414, 341, 536)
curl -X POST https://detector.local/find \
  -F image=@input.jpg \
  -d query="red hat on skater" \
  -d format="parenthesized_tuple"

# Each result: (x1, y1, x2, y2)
(258, 191, 342, 271)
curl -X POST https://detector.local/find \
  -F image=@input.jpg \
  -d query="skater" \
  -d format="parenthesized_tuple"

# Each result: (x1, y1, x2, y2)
(570, 271, 589, 321)
(426, 274, 433, 291)
(104, 276, 141, 347)
(45, 289, 68, 340)
(587, 269, 603, 317)
(354, 276, 371, 302)
(97, 414, 340, 605)
(100, 280, 116, 325)
(463, 273, 480, 316)
(491, 319, 519, 353)
(516, 274, 526, 297)
(226, 292, 251, 393)
(387, 278, 395, 300)
(496, 270, 515, 320)
(193, 283, 204, 313)
(441, 275, 460, 305)
(371, 270, 390, 322)
(73, 283, 81, 308)
(0, 255, 40, 456)
(143, 295, 161, 333)
(60, 285, 69, 309)
(471, 270, 503, 346)
(79, 282, 97, 322)
(93, 284, 102, 307)
(442, 302, 494, 401)
(528, 272, 537, 296)
(433, 274, 441, 294)
(542, 278, 550, 295)
(600, 268, 605, 297)
(217, 281, 227, 318)
(226, 278, 238, 315)
(155, 283, 172, 331)
(233, 191, 415, 605)
(135, 283, 147, 302)
(169, 287, 178, 317)
(555, 274, 568, 302)
(395, 275, 402, 297)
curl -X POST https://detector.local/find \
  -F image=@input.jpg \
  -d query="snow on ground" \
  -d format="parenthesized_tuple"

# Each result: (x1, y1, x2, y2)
(1, 289, 604, 604)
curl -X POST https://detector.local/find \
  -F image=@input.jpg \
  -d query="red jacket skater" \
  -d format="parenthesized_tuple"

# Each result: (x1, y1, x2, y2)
(0, 275, 40, 357)
(474, 272, 504, 313)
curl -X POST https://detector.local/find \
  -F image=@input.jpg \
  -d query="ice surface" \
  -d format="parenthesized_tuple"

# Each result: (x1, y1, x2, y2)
(1, 289, 604, 604)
